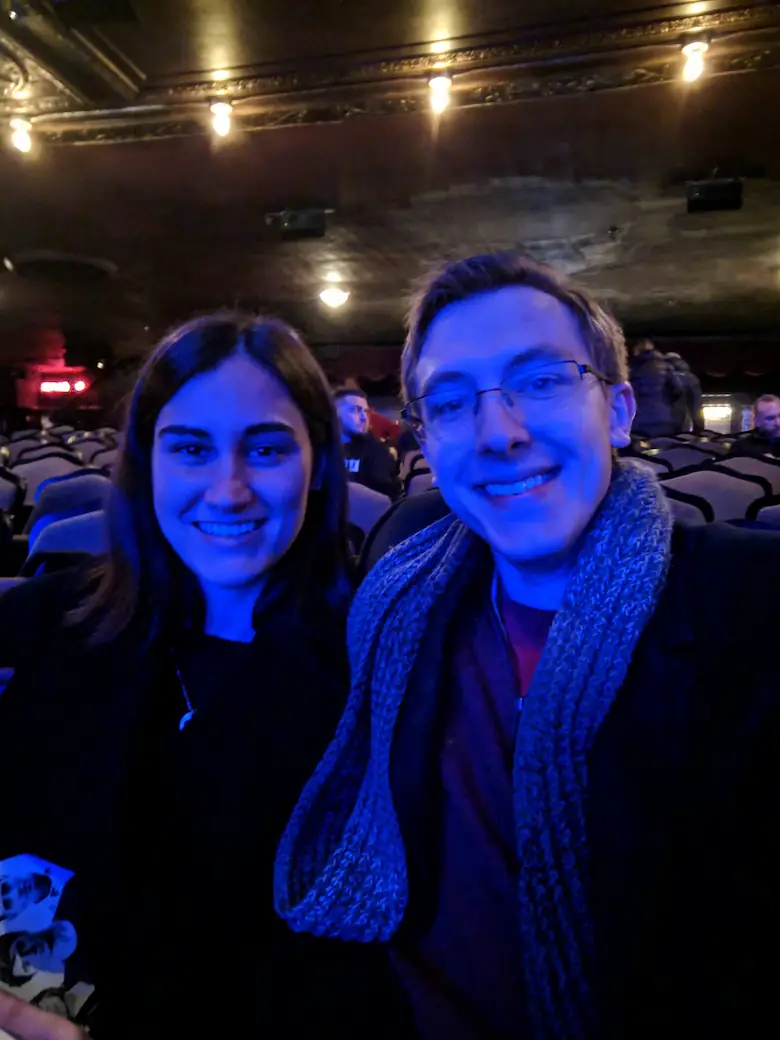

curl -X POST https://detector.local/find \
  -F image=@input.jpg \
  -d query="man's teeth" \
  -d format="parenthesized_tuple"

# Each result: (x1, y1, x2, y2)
(483, 473, 553, 497)
(197, 521, 262, 537)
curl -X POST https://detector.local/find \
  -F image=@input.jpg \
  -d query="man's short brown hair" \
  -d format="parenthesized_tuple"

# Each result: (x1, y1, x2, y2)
(402, 253, 628, 401)
(754, 394, 780, 413)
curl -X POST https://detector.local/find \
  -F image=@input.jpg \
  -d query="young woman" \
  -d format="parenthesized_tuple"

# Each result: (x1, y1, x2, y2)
(0, 315, 406, 1039)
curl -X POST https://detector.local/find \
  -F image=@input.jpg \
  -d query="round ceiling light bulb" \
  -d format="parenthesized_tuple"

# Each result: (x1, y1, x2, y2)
(9, 117, 31, 153)
(428, 72, 453, 114)
(682, 40, 708, 82)
(210, 100, 232, 136)
(319, 286, 350, 308)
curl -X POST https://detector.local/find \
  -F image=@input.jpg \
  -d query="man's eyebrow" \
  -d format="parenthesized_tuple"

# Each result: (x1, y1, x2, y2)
(420, 344, 571, 395)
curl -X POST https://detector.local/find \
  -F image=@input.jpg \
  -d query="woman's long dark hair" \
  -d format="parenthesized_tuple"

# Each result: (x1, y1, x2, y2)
(71, 313, 351, 645)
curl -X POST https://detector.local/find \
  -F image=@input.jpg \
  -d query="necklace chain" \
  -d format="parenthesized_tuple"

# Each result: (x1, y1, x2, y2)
(171, 651, 196, 731)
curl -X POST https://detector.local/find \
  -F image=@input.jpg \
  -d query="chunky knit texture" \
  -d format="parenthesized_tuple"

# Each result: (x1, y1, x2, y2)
(275, 460, 673, 1038)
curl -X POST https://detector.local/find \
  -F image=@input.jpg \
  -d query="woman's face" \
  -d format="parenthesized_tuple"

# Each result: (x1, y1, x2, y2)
(152, 352, 315, 598)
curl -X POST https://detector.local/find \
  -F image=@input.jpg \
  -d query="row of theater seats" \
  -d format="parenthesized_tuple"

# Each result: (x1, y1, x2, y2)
(0, 426, 121, 578)
(623, 431, 780, 525)
(3, 429, 775, 589)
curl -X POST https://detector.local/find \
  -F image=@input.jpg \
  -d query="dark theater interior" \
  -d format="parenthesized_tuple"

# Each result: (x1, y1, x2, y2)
(0, 3, 780, 1038)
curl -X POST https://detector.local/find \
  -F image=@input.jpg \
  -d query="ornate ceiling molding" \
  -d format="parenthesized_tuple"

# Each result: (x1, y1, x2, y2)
(6, 2, 780, 145)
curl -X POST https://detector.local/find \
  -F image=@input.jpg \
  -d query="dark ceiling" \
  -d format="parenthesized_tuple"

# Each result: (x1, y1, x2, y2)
(0, 0, 778, 361)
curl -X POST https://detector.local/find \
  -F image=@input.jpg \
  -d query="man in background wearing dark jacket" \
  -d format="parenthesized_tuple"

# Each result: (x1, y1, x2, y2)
(666, 352, 704, 434)
(729, 394, 780, 459)
(629, 340, 684, 437)
(335, 388, 402, 500)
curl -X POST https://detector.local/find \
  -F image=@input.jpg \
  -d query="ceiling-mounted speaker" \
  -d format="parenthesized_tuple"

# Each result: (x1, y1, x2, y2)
(686, 178, 743, 213)
(266, 210, 328, 240)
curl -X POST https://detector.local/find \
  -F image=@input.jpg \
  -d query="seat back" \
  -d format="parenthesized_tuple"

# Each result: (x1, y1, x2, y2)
(714, 456, 780, 495)
(25, 473, 112, 541)
(13, 456, 83, 505)
(347, 482, 392, 540)
(75, 438, 112, 464)
(633, 457, 671, 477)
(0, 469, 25, 514)
(655, 446, 716, 471)
(407, 470, 435, 496)
(23, 510, 108, 576)
(0, 576, 25, 597)
(15, 443, 74, 465)
(7, 437, 48, 465)
(663, 489, 714, 524)
(360, 488, 451, 575)
(661, 469, 767, 522)
(648, 437, 686, 450)
(754, 502, 780, 527)
(91, 447, 119, 470)
(399, 451, 426, 482)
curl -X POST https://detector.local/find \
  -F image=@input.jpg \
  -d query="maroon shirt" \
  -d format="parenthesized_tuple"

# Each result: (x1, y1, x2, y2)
(392, 581, 555, 1039)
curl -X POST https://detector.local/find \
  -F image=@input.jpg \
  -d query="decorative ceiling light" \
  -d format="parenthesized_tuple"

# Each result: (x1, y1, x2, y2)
(210, 100, 233, 136)
(428, 72, 453, 114)
(319, 286, 350, 308)
(9, 117, 31, 152)
(682, 38, 709, 82)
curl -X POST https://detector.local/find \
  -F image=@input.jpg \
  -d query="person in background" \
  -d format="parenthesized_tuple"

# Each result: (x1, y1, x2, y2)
(629, 339, 684, 437)
(0, 314, 406, 1040)
(334, 387, 401, 500)
(276, 253, 780, 1040)
(666, 352, 704, 434)
(729, 394, 780, 458)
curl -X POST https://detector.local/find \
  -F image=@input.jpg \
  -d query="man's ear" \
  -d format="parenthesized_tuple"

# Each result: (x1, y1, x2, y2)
(609, 383, 636, 450)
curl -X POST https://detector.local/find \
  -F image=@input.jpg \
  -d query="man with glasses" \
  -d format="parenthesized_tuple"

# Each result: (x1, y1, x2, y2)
(277, 253, 780, 1040)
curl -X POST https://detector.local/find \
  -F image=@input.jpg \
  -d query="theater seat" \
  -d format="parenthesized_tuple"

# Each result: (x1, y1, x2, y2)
(714, 456, 780, 495)
(92, 447, 119, 470)
(0, 576, 25, 598)
(407, 470, 435, 496)
(661, 469, 768, 522)
(655, 446, 717, 471)
(22, 510, 108, 577)
(634, 457, 671, 477)
(347, 482, 392, 544)
(25, 473, 112, 543)
(360, 488, 451, 575)
(13, 456, 84, 506)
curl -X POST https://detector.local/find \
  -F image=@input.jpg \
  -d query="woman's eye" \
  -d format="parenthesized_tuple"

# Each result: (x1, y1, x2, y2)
(172, 443, 210, 459)
(249, 445, 285, 462)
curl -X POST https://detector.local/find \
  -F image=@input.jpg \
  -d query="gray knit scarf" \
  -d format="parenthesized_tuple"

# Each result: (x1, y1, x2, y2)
(275, 460, 673, 1038)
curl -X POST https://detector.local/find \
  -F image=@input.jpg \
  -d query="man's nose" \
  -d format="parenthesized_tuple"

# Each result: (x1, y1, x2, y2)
(474, 389, 532, 453)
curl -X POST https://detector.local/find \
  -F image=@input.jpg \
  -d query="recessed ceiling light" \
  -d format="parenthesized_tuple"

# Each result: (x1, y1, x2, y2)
(320, 287, 350, 308)
(210, 100, 232, 136)
(428, 72, 453, 114)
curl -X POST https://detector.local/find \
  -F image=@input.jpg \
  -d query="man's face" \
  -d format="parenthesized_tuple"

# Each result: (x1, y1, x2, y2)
(413, 286, 634, 570)
(755, 400, 780, 439)
(337, 394, 370, 437)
